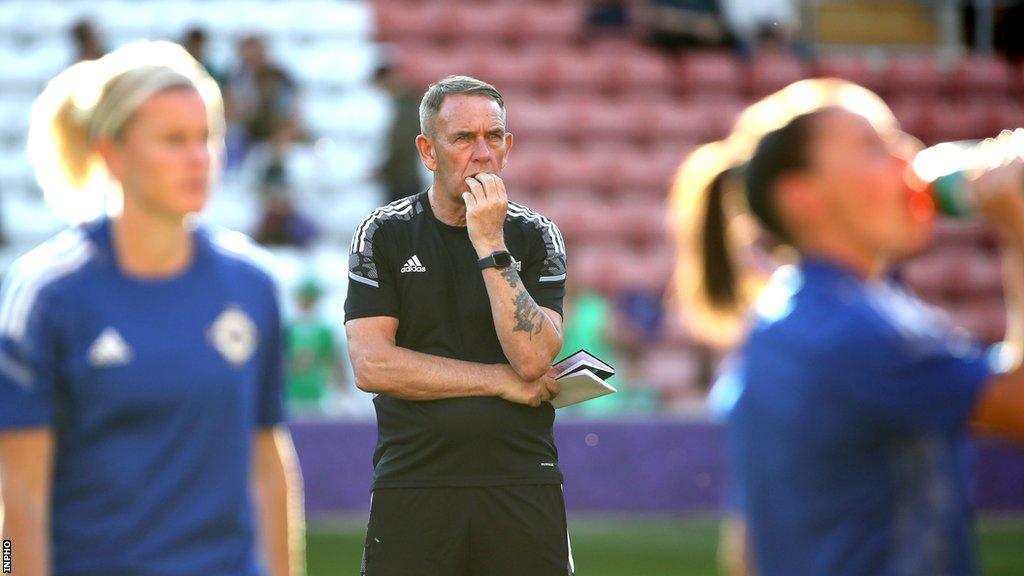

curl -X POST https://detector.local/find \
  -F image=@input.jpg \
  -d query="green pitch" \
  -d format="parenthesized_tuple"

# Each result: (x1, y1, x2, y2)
(307, 516, 1024, 576)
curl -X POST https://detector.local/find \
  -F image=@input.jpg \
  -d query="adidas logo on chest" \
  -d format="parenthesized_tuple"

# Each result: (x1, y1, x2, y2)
(88, 327, 133, 368)
(401, 255, 427, 273)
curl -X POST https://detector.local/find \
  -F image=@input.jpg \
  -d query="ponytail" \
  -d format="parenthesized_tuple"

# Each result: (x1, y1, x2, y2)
(26, 41, 223, 224)
(28, 60, 104, 215)
(702, 167, 743, 311)
(669, 143, 762, 349)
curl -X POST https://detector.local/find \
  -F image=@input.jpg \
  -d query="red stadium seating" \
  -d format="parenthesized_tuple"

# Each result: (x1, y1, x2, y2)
(952, 55, 1016, 98)
(373, 0, 1024, 394)
(675, 52, 744, 97)
(514, 2, 582, 41)
(598, 51, 674, 94)
(884, 54, 949, 97)
(815, 54, 885, 93)
(747, 53, 810, 97)
(374, 2, 448, 42)
(889, 95, 940, 142)
(929, 100, 996, 143)
(509, 96, 579, 143)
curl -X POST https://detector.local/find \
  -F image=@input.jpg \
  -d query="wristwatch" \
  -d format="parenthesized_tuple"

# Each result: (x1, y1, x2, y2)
(477, 250, 514, 270)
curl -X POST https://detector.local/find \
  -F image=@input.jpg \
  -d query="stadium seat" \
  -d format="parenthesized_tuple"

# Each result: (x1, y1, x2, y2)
(502, 145, 562, 191)
(580, 97, 654, 141)
(649, 100, 715, 143)
(374, 2, 448, 43)
(675, 52, 744, 97)
(929, 100, 993, 143)
(814, 54, 885, 93)
(991, 101, 1024, 133)
(747, 53, 810, 97)
(884, 54, 949, 97)
(509, 97, 579, 143)
(396, 46, 482, 89)
(889, 95, 940, 142)
(450, 3, 516, 43)
(952, 55, 1016, 98)
(609, 197, 672, 245)
(472, 49, 548, 91)
(515, 2, 582, 41)
(597, 50, 674, 95)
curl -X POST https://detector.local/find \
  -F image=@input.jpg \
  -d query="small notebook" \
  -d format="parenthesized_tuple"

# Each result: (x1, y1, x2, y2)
(549, 369, 617, 409)
(549, 350, 617, 409)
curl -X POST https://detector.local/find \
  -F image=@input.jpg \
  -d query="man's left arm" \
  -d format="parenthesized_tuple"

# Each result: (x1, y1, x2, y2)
(465, 174, 564, 381)
(251, 426, 306, 576)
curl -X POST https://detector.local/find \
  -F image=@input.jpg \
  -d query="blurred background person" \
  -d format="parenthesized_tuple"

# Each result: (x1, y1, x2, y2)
(0, 41, 304, 576)
(669, 77, 909, 576)
(250, 123, 318, 249)
(638, 0, 730, 52)
(699, 104, 1024, 574)
(69, 18, 106, 63)
(373, 60, 426, 204)
(718, 0, 802, 58)
(224, 34, 301, 168)
(285, 277, 346, 416)
(182, 25, 226, 86)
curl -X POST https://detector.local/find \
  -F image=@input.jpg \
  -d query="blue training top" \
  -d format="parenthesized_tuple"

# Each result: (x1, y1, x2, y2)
(0, 218, 285, 576)
(720, 258, 993, 576)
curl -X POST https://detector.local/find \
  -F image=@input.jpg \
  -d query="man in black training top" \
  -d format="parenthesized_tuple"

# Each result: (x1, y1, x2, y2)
(345, 76, 572, 576)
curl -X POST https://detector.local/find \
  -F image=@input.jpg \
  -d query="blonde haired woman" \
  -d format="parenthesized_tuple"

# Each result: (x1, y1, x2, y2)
(0, 42, 304, 576)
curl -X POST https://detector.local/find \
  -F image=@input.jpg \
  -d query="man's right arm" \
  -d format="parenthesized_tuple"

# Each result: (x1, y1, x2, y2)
(0, 429, 53, 576)
(346, 316, 558, 406)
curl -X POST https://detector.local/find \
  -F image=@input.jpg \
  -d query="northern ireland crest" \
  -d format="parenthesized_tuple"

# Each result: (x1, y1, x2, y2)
(209, 306, 259, 367)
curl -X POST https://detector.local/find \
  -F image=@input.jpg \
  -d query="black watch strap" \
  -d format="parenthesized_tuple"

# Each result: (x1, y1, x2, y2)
(478, 250, 513, 270)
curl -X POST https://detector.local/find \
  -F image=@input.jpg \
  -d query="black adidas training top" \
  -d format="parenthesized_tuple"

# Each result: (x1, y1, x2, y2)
(345, 190, 568, 489)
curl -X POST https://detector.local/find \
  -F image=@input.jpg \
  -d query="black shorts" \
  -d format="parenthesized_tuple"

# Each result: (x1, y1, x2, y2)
(360, 485, 574, 576)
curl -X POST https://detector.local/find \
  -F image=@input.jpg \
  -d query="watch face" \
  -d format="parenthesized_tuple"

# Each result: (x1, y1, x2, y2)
(493, 251, 513, 268)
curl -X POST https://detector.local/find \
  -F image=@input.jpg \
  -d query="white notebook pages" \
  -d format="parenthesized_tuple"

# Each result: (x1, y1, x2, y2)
(549, 368, 617, 409)
(549, 350, 617, 409)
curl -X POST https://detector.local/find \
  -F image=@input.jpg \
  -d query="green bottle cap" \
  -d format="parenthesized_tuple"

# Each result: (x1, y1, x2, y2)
(933, 171, 972, 218)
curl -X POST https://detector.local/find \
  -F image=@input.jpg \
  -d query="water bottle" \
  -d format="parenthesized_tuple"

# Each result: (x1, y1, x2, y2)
(910, 129, 1024, 218)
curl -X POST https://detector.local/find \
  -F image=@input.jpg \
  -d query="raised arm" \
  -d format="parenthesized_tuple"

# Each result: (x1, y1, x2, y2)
(969, 160, 1024, 440)
(464, 174, 564, 380)
(0, 429, 54, 576)
(346, 316, 558, 406)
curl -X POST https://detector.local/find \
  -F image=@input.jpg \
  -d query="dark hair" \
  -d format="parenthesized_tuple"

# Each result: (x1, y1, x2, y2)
(744, 109, 825, 243)
(700, 108, 824, 311)
(184, 27, 207, 45)
(701, 167, 741, 309)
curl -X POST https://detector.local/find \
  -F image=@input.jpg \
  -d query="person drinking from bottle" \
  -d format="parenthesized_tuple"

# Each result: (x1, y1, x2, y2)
(707, 106, 1024, 576)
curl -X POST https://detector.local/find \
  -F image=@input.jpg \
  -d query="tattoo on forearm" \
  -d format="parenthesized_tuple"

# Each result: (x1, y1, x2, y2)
(513, 289, 545, 338)
(500, 266, 520, 289)
(498, 267, 544, 338)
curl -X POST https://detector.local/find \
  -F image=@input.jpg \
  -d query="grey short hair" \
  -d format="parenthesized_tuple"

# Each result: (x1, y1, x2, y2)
(419, 75, 505, 136)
